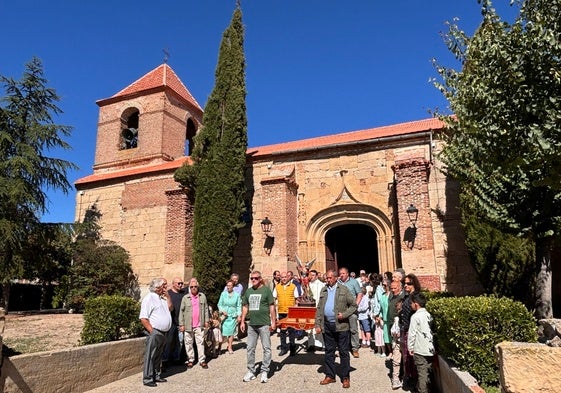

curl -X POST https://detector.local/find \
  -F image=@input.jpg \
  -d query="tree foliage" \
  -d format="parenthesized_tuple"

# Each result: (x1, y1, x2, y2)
(175, 6, 248, 306)
(54, 205, 139, 311)
(434, 0, 561, 318)
(461, 193, 535, 306)
(0, 57, 77, 309)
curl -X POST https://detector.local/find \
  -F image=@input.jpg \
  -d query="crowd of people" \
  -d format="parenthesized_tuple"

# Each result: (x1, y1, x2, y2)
(139, 266, 435, 392)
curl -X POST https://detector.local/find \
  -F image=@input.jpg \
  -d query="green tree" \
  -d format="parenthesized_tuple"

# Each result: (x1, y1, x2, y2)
(175, 5, 248, 305)
(434, 0, 561, 318)
(55, 205, 139, 311)
(19, 223, 74, 309)
(0, 57, 77, 310)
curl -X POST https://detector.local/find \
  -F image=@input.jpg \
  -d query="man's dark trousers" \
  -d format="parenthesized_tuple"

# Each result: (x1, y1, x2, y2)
(278, 313, 296, 352)
(323, 321, 350, 380)
(143, 329, 167, 384)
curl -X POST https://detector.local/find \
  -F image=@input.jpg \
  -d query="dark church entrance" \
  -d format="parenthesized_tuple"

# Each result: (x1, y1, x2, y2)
(325, 224, 378, 274)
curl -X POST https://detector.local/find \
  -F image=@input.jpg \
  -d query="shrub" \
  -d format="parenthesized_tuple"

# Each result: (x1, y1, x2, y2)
(427, 295, 537, 386)
(81, 295, 143, 345)
(422, 289, 454, 302)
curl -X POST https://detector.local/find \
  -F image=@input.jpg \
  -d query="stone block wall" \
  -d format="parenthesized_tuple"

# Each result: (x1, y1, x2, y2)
(0, 338, 145, 393)
(75, 173, 187, 287)
(496, 341, 561, 393)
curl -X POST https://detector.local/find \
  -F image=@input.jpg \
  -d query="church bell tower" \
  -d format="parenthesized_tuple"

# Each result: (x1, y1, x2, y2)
(93, 64, 203, 174)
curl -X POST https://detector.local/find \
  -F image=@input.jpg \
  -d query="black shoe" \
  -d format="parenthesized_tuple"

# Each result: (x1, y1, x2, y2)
(289, 345, 297, 356)
(279, 348, 288, 356)
(154, 377, 167, 383)
(144, 382, 157, 387)
(306, 346, 316, 352)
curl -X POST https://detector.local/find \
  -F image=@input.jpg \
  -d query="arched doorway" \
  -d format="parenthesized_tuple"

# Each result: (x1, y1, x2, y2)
(325, 224, 378, 274)
(302, 204, 395, 275)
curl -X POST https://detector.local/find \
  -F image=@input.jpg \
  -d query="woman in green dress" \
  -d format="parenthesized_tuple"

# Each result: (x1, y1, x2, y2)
(218, 280, 242, 354)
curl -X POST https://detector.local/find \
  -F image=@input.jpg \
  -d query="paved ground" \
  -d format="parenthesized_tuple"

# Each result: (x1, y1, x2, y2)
(86, 334, 402, 393)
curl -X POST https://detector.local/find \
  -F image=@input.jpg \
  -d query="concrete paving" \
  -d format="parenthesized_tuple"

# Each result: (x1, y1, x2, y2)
(86, 334, 402, 393)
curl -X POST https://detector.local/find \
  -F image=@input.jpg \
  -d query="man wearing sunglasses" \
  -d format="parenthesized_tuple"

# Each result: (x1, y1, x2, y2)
(163, 277, 186, 365)
(178, 278, 210, 369)
(240, 271, 276, 383)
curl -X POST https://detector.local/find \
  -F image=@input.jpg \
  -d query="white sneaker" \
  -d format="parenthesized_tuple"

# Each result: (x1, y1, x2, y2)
(391, 379, 402, 390)
(260, 372, 268, 383)
(243, 371, 256, 382)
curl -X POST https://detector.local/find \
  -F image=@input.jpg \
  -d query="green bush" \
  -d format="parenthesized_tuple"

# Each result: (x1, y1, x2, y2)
(422, 289, 454, 302)
(81, 295, 143, 345)
(426, 295, 537, 386)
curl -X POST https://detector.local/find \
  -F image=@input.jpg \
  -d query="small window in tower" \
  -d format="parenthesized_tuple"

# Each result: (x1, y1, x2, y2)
(185, 118, 197, 156)
(120, 108, 139, 150)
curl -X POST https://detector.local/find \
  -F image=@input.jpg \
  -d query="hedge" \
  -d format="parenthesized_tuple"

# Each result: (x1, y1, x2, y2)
(81, 295, 143, 345)
(426, 295, 537, 386)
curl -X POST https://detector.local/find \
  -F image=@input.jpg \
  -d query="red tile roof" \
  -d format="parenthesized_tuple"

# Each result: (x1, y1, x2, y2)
(75, 157, 191, 186)
(248, 118, 444, 157)
(75, 118, 445, 187)
(97, 64, 202, 111)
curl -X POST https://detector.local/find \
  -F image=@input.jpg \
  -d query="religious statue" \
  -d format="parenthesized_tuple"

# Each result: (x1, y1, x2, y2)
(295, 255, 316, 306)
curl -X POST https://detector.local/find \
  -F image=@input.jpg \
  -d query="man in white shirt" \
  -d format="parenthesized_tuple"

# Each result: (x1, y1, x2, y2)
(307, 269, 325, 351)
(140, 278, 172, 387)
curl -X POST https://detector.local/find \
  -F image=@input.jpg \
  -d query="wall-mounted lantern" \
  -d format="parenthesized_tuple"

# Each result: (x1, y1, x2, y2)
(261, 217, 274, 255)
(406, 204, 419, 227)
(261, 217, 273, 234)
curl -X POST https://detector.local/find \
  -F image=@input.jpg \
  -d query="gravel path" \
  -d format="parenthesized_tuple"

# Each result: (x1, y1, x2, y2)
(86, 334, 402, 393)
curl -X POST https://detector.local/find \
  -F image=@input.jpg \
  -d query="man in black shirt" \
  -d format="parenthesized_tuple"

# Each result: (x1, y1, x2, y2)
(163, 277, 186, 364)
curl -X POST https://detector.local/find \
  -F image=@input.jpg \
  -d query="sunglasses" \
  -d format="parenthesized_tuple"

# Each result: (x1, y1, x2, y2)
(250, 277, 261, 281)
(190, 285, 198, 288)
(404, 282, 413, 286)
(177, 282, 184, 286)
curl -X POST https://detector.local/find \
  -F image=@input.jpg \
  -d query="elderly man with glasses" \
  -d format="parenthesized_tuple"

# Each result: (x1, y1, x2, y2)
(178, 278, 210, 369)
(139, 277, 173, 387)
(240, 271, 276, 383)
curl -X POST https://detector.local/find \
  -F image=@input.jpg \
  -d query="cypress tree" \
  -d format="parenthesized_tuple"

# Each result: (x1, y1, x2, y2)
(175, 5, 247, 305)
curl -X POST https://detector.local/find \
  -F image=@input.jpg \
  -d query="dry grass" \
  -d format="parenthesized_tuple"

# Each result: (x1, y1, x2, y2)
(2, 312, 83, 356)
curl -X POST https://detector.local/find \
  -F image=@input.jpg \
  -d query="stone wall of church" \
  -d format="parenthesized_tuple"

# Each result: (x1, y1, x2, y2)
(75, 173, 186, 286)
(248, 140, 483, 296)
(77, 131, 482, 295)
(427, 143, 484, 295)
(249, 146, 399, 280)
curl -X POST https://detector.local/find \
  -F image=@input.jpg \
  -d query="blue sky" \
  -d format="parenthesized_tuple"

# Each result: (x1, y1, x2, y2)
(2, 1, 518, 223)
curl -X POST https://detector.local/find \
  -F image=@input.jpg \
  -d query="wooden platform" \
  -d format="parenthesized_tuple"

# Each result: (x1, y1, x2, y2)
(278, 306, 316, 330)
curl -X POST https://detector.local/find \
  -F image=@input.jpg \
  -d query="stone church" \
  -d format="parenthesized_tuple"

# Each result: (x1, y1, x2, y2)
(74, 63, 482, 296)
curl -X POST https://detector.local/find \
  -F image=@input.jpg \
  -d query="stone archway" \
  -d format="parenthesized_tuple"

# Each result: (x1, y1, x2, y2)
(301, 204, 395, 274)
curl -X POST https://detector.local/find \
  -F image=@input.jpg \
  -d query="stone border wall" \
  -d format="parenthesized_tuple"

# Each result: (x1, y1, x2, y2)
(1, 335, 489, 393)
(435, 355, 485, 393)
(1, 337, 145, 393)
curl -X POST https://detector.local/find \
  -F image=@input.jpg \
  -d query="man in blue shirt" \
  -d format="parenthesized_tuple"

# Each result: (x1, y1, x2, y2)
(314, 270, 357, 389)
